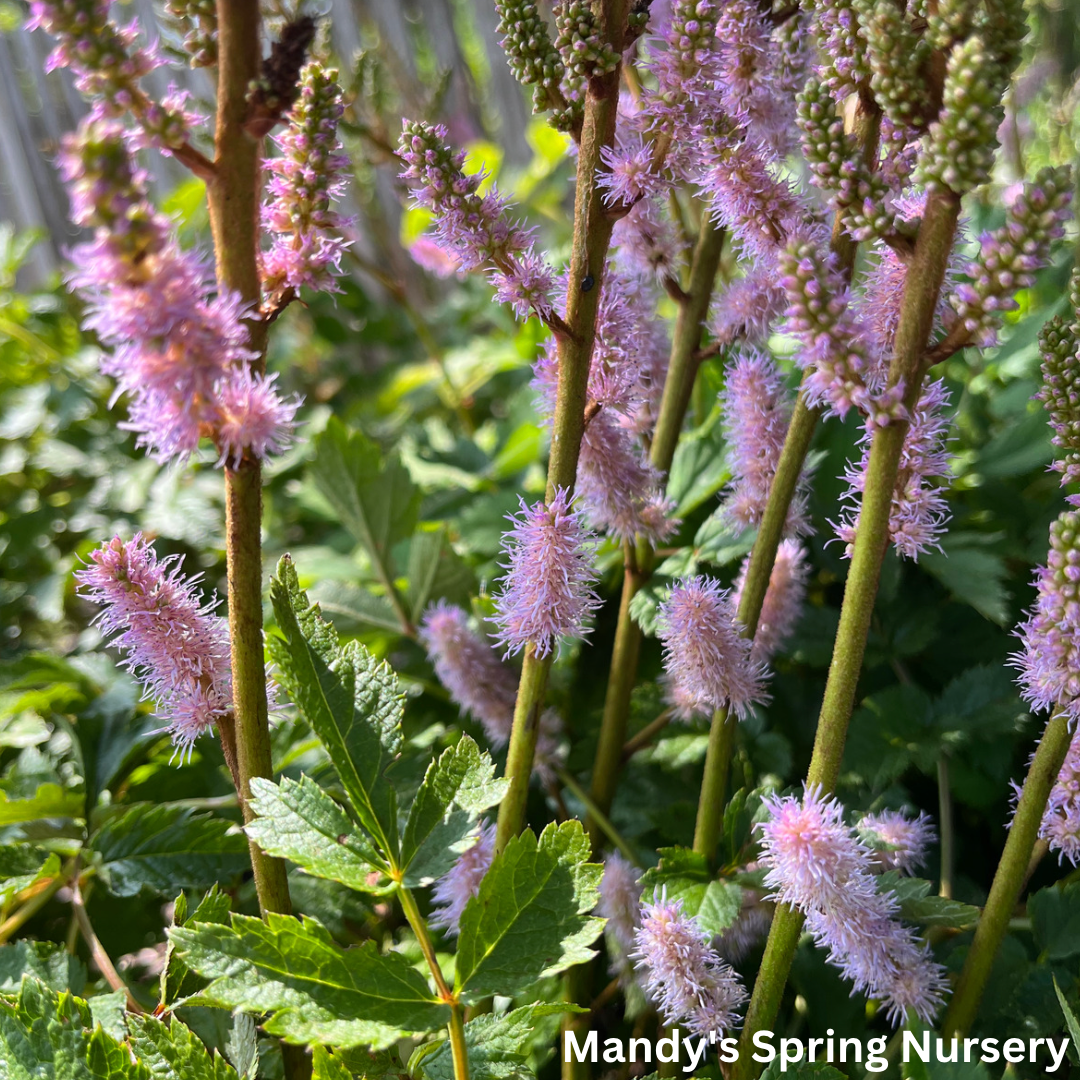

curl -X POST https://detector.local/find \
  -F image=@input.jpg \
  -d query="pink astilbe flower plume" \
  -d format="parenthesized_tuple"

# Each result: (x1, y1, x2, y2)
(733, 539, 809, 664)
(720, 349, 810, 535)
(1032, 727, 1080, 865)
(631, 892, 748, 1038)
(834, 378, 952, 560)
(1012, 510, 1080, 724)
(598, 852, 642, 982)
(656, 576, 768, 720)
(429, 821, 496, 936)
(758, 787, 948, 1025)
(492, 489, 601, 658)
(75, 534, 232, 756)
(261, 59, 350, 299)
(710, 261, 786, 347)
(419, 602, 564, 779)
(858, 810, 936, 874)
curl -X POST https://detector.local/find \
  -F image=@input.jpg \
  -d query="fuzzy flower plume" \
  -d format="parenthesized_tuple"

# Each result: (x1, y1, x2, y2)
(780, 239, 905, 426)
(261, 60, 350, 298)
(657, 577, 767, 720)
(419, 602, 563, 778)
(598, 852, 642, 982)
(598, 134, 664, 208)
(711, 262, 786, 347)
(28, 0, 200, 152)
(429, 821, 496, 936)
(492, 489, 601, 658)
(631, 892, 748, 1038)
(949, 167, 1072, 348)
(720, 350, 808, 535)
(1035, 727, 1080, 866)
(397, 121, 555, 320)
(733, 539, 809, 664)
(75, 535, 232, 756)
(716, 886, 773, 965)
(1013, 510, 1080, 723)
(758, 787, 948, 1025)
(858, 810, 935, 874)
(61, 122, 298, 465)
(835, 378, 952, 560)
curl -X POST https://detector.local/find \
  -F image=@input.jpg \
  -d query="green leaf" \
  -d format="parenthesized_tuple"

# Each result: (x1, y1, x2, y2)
(921, 534, 1010, 625)
(246, 775, 393, 891)
(877, 873, 980, 929)
(1030, 882, 1080, 960)
(0, 941, 85, 995)
(639, 847, 743, 936)
(312, 1046, 354, 1080)
(91, 805, 249, 898)
(418, 1003, 577, 1080)
(760, 1062, 846, 1080)
(169, 912, 449, 1048)
(0, 846, 60, 906)
(1054, 977, 1080, 1057)
(401, 736, 507, 886)
(0, 782, 83, 825)
(309, 581, 403, 636)
(269, 555, 403, 859)
(225, 1014, 258, 1080)
(666, 419, 729, 517)
(128, 1015, 238, 1080)
(406, 525, 476, 623)
(455, 820, 604, 1000)
(311, 417, 420, 569)
(159, 886, 232, 1007)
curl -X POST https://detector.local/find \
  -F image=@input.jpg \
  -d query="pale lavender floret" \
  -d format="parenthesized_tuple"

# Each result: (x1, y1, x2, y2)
(598, 852, 642, 982)
(719, 349, 809, 536)
(74, 534, 232, 756)
(780, 239, 906, 426)
(1012, 510, 1080, 724)
(834, 378, 952, 560)
(397, 120, 555, 320)
(948, 166, 1072, 348)
(1033, 726, 1080, 865)
(858, 809, 936, 874)
(598, 135, 665, 207)
(758, 787, 947, 1025)
(429, 821, 496, 936)
(214, 368, 300, 468)
(631, 891, 748, 1037)
(656, 576, 768, 720)
(710, 260, 786, 347)
(612, 197, 684, 281)
(492, 488, 601, 658)
(732, 539, 809, 664)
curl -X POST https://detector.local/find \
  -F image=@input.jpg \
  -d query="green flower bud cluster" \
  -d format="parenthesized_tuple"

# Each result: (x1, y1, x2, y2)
(1039, 268, 1080, 486)
(165, 0, 217, 67)
(554, 0, 619, 85)
(494, 0, 567, 114)
(915, 35, 1003, 195)
(861, 0, 931, 129)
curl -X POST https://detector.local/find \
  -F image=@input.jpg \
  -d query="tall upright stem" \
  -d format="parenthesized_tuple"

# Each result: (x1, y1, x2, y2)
(208, 0, 291, 921)
(942, 711, 1072, 1038)
(586, 221, 725, 850)
(731, 187, 962, 1080)
(495, 0, 631, 851)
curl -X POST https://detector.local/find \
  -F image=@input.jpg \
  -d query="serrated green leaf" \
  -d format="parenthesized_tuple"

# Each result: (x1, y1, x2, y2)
(225, 1013, 258, 1080)
(0, 782, 83, 825)
(311, 418, 420, 569)
(91, 805, 248, 898)
(455, 820, 604, 1000)
(170, 912, 449, 1048)
(406, 525, 476, 622)
(1054, 977, 1080, 1057)
(269, 556, 403, 859)
(760, 1061, 845, 1080)
(402, 737, 507, 886)
(419, 1004, 577, 1080)
(1031, 882, 1080, 960)
(921, 535, 1010, 625)
(160, 886, 232, 1007)
(0, 941, 85, 995)
(640, 847, 743, 936)
(312, 1046, 354, 1080)
(246, 775, 393, 891)
(0, 846, 60, 906)
(309, 581, 403, 636)
(128, 1014, 238, 1080)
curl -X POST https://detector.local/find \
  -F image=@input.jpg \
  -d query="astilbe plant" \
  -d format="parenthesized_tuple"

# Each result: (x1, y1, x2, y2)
(7, 0, 1080, 1074)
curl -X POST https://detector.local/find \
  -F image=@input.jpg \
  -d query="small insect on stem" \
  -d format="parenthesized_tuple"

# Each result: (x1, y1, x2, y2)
(581, 274, 595, 292)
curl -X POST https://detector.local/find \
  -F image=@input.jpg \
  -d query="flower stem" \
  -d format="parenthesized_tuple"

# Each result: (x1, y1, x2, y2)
(938, 753, 954, 899)
(731, 186, 962, 1080)
(206, 0, 292, 926)
(585, 221, 726, 850)
(496, 0, 631, 849)
(942, 711, 1072, 1038)
(693, 710, 737, 858)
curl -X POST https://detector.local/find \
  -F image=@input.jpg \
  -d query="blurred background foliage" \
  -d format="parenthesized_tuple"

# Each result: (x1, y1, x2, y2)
(1, 0, 1080, 1069)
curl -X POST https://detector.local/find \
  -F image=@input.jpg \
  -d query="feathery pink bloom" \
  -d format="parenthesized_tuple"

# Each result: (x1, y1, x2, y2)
(612, 198, 684, 281)
(711, 261, 786, 347)
(598, 852, 642, 982)
(834, 379, 952, 560)
(1013, 510, 1080, 723)
(858, 810, 935, 874)
(758, 787, 947, 1025)
(214, 369, 299, 468)
(408, 235, 461, 277)
(430, 821, 496, 936)
(75, 534, 232, 755)
(598, 135, 664, 207)
(656, 576, 768, 720)
(720, 350, 809, 535)
(631, 892, 748, 1037)
(1035, 726, 1080, 865)
(733, 539, 809, 664)
(492, 489, 601, 658)
(262, 60, 350, 298)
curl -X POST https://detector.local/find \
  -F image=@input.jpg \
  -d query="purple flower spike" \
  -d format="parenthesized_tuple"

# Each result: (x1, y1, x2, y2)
(1035, 727, 1080, 866)
(598, 852, 642, 983)
(733, 539, 809, 664)
(631, 892, 748, 1038)
(858, 809, 936, 874)
(656, 576, 768, 719)
(75, 534, 233, 756)
(492, 489, 601, 658)
(430, 821, 496, 936)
